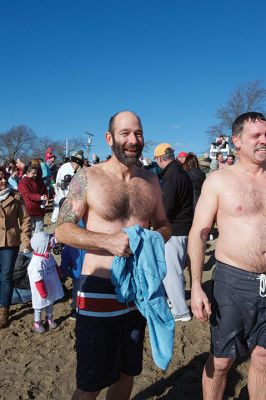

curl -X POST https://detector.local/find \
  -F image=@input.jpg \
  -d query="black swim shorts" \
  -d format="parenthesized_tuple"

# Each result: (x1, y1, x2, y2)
(210, 261, 266, 359)
(75, 275, 146, 392)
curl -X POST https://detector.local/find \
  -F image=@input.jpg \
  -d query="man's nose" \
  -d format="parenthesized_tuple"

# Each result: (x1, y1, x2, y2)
(128, 132, 138, 144)
(260, 133, 266, 144)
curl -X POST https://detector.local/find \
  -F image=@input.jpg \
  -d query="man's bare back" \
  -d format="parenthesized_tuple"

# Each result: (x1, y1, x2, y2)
(202, 164, 266, 273)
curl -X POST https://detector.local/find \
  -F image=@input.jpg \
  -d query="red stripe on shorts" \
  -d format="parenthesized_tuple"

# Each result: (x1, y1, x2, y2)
(76, 296, 135, 312)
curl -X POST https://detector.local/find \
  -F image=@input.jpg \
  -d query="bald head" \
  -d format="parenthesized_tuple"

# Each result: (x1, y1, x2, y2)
(108, 111, 142, 136)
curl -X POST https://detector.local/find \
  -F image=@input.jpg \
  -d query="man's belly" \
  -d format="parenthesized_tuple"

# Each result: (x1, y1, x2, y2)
(81, 252, 115, 278)
(215, 231, 266, 273)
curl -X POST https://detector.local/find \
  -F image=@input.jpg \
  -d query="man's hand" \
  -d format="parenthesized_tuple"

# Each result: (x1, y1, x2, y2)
(107, 232, 132, 257)
(191, 284, 211, 321)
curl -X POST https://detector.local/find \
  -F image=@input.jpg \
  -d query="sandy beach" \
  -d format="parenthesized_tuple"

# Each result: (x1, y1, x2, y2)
(0, 215, 250, 400)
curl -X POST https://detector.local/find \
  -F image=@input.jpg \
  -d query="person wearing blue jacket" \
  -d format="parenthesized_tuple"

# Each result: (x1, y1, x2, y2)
(60, 245, 85, 319)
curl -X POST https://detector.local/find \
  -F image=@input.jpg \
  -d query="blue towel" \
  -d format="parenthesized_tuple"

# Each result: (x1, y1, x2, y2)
(111, 225, 174, 370)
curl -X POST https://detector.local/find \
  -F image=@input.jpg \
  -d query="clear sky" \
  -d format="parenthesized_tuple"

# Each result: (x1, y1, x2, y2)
(0, 0, 265, 160)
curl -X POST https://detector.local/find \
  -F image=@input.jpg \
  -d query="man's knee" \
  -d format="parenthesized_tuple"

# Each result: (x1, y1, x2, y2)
(119, 373, 134, 383)
(205, 354, 233, 378)
(251, 346, 266, 369)
(72, 388, 100, 400)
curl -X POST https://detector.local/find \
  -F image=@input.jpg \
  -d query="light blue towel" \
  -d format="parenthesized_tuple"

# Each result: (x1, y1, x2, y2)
(111, 225, 174, 370)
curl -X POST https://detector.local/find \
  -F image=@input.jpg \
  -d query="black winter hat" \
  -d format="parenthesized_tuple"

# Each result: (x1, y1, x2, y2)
(70, 150, 84, 167)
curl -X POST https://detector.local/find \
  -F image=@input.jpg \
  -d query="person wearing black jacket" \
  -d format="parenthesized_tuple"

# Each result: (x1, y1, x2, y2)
(183, 153, 206, 210)
(154, 143, 194, 322)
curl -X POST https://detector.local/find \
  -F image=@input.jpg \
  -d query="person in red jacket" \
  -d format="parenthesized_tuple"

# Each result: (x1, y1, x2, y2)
(18, 166, 48, 233)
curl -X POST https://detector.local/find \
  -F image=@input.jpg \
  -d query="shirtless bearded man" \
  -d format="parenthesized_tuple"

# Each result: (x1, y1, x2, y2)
(55, 111, 171, 400)
(188, 112, 266, 399)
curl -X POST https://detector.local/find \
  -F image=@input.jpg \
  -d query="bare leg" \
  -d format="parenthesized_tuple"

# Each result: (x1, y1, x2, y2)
(248, 346, 266, 400)
(71, 388, 100, 400)
(106, 373, 134, 400)
(202, 354, 233, 400)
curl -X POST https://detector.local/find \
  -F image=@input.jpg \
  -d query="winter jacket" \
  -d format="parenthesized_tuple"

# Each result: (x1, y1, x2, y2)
(18, 176, 47, 217)
(61, 245, 85, 279)
(0, 190, 31, 248)
(187, 168, 206, 209)
(40, 161, 51, 179)
(161, 160, 193, 236)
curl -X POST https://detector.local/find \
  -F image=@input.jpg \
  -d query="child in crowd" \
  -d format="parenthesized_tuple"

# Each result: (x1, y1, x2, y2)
(60, 245, 84, 319)
(60, 220, 85, 319)
(27, 231, 64, 333)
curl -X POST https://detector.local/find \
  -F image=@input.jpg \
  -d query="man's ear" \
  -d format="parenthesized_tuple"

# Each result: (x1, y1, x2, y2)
(105, 131, 113, 147)
(232, 135, 241, 150)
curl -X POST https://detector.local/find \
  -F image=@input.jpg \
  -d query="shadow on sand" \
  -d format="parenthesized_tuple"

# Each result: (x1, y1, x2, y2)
(132, 352, 248, 400)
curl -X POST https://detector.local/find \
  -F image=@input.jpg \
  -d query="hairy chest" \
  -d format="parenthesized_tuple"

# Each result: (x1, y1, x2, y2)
(89, 176, 156, 222)
(221, 180, 266, 217)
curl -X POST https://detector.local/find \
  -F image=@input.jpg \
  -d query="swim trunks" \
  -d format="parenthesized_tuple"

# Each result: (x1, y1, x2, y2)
(210, 261, 266, 359)
(75, 275, 146, 392)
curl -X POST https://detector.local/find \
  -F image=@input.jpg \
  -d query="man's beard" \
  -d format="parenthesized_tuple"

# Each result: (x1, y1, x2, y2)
(112, 140, 143, 167)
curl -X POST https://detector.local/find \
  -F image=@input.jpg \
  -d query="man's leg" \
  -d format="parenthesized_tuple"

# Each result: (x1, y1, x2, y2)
(202, 354, 233, 400)
(163, 236, 190, 317)
(106, 373, 134, 400)
(248, 345, 266, 399)
(71, 388, 100, 400)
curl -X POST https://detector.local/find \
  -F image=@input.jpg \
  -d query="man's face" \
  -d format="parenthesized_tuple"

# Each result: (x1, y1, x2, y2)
(217, 154, 224, 162)
(227, 156, 234, 165)
(70, 161, 80, 172)
(110, 112, 144, 167)
(233, 119, 266, 164)
(27, 169, 37, 179)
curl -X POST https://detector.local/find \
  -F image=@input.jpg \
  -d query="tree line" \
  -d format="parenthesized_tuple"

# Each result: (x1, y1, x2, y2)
(0, 126, 85, 164)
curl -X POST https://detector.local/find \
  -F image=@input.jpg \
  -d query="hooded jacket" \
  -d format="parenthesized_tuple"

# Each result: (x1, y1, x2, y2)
(28, 232, 64, 308)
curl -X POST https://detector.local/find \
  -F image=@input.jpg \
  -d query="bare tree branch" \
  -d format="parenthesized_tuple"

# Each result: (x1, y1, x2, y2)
(208, 80, 266, 140)
(0, 126, 36, 163)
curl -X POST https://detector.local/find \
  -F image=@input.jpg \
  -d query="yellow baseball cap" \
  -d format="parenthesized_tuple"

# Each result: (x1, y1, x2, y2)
(154, 143, 173, 158)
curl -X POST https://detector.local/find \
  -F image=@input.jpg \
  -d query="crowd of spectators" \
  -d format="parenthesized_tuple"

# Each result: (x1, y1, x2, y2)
(0, 137, 236, 330)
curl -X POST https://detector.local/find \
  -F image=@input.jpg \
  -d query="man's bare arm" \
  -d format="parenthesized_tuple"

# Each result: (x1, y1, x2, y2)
(188, 173, 219, 321)
(55, 168, 131, 256)
(150, 175, 171, 242)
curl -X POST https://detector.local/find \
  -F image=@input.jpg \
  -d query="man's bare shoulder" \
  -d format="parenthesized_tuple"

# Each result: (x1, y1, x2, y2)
(202, 168, 236, 194)
(136, 167, 159, 183)
(85, 163, 109, 180)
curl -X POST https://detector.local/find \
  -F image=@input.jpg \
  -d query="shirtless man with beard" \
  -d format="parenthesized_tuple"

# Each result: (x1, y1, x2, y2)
(188, 112, 266, 400)
(55, 111, 171, 400)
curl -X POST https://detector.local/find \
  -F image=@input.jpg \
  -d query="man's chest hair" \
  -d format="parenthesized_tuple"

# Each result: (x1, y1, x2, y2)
(221, 179, 266, 215)
(89, 174, 156, 222)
